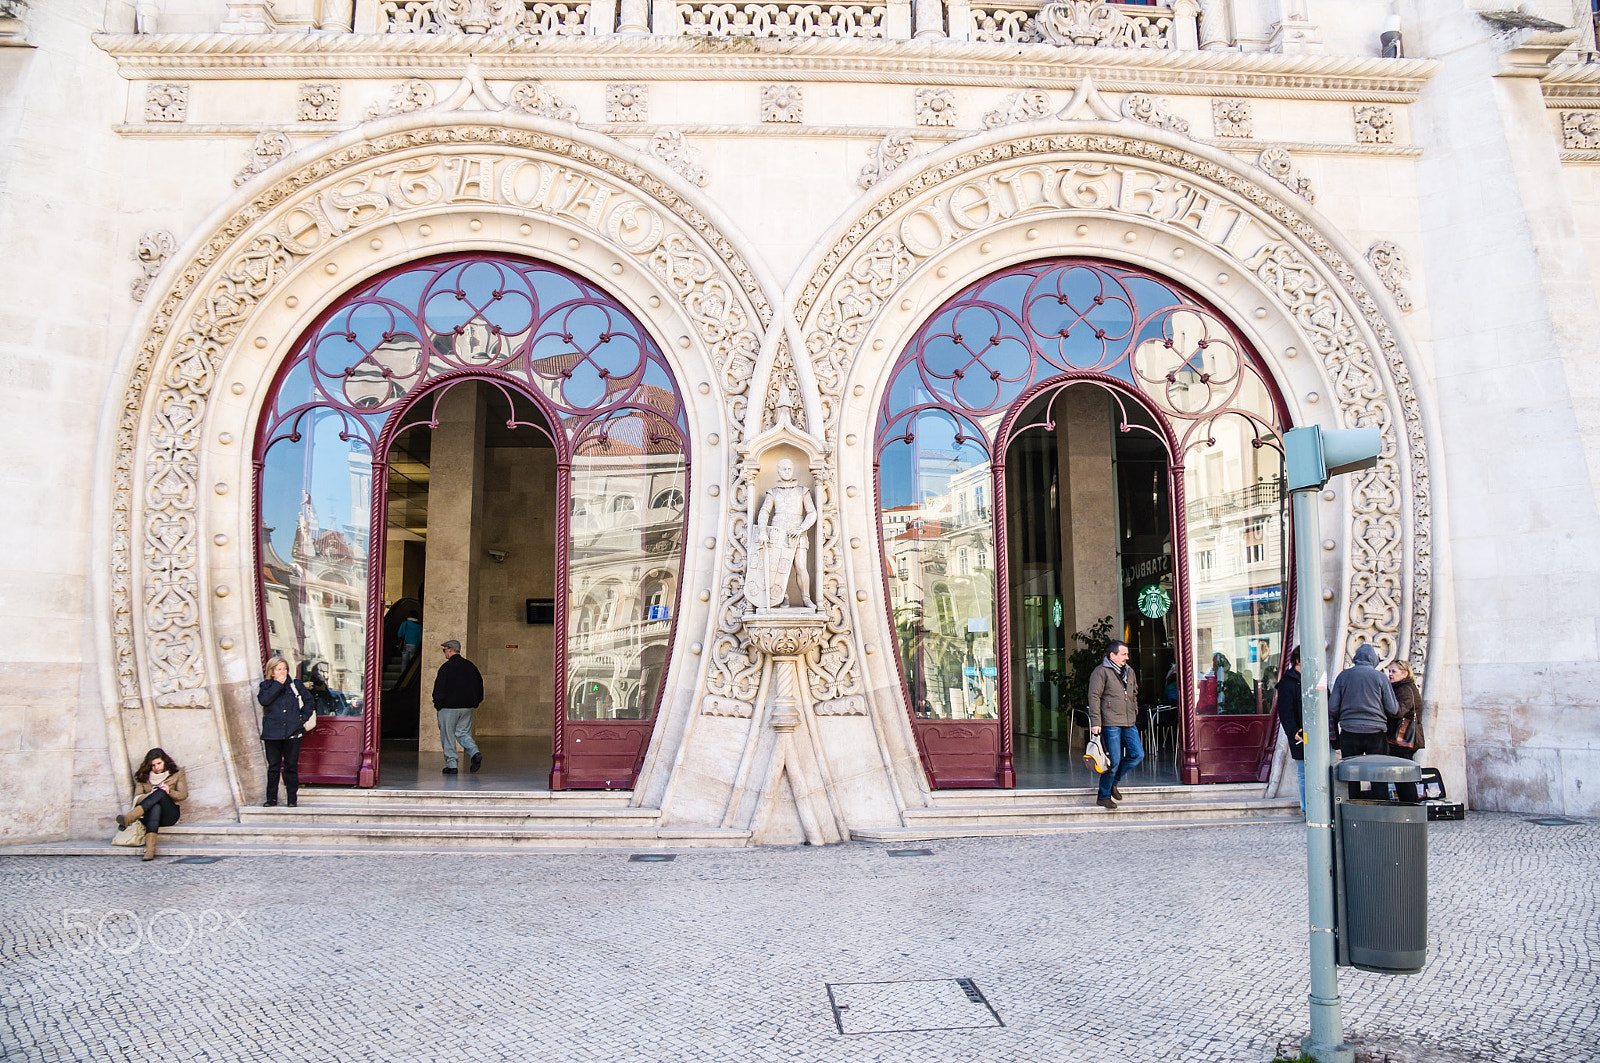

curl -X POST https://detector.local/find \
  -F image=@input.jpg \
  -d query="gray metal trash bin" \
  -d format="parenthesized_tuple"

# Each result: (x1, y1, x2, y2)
(1333, 754, 1428, 974)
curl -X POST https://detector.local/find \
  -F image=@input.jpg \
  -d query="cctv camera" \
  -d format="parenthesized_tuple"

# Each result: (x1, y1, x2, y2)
(487, 549, 508, 563)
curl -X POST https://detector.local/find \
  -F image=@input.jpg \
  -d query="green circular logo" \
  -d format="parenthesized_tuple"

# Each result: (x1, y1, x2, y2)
(1137, 584, 1172, 619)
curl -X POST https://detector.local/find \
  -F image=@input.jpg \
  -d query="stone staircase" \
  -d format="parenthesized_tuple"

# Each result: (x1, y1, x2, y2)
(852, 783, 1301, 842)
(3, 784, 1298, 857)
(5, 788, 750, 857)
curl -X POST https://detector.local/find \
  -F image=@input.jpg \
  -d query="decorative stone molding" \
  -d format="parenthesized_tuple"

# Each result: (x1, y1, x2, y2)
(93, 36, 1442, 107)
(1562, 110, 1600, 149)
(233, 130, 290, 186)
(1366, 240, 1413, 314)
(607, 83, 647, 123)
(1354, 105, 1394, 145)
(915, 87, 955, 128)
(742, 614, 828, 657)
(436, 0, 525, 33)
(702, 696, 756, 717)
(1257, 146, 1314, 203)
(145, 83, 188, 123)
(1268, 8, 1322, 54)
(0, 0, 27, 48)
(678, 1, 885, 38)
(1036, 1, 1174, 49)
(366, 79, 435, 118)
(130, 230, 176, 303)
(298, 83, 340, 122)
(761, 84, 804, 124)
(220, 0, 280, 34)
(112, 121, 771, 724)
(983, 89, 1052, 129)
(762, 337, 807, 433)
(508, 80, 578, 121)
(1121, 92, 1189, 134)
(858, 134, 917, 189)
(814, 695, 867, 715)
(1212, 98, 1253, 138)
(649, 130, 709, 188)
(794, 127, 1433, 679)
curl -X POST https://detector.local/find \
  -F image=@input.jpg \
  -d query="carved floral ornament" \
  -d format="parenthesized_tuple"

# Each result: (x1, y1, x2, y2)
(793, 132, 1433, 676)
(110, 122, 772, 717)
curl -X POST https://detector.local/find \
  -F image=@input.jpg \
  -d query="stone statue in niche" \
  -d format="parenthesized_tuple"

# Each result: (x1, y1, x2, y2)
(749, 459, 816, 610)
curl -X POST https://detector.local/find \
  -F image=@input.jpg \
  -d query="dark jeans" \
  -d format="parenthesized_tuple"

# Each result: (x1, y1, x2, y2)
(1097, 725, 1145, 799)
(136, 791, 181, 833)
(1340, 729, 1416, 801)
(263, 736, 303, 803)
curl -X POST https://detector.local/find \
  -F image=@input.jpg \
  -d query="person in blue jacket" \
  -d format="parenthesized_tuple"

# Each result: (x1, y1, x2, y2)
(257, 656, 316, 807)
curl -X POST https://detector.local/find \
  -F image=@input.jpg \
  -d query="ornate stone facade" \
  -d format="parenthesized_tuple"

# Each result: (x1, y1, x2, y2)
(9, 1, 1600, 850)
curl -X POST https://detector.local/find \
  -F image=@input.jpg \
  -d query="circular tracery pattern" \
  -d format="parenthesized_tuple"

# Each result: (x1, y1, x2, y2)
(878, 260, 1279, 452)
(261, 254, 688, 454)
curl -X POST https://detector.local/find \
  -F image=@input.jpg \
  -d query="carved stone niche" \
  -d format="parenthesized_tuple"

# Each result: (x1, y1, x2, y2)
(739, 425, 826, 623)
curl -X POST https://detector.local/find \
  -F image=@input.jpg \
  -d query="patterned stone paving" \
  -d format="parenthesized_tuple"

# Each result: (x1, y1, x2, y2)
(0, 812, 1594, 1062)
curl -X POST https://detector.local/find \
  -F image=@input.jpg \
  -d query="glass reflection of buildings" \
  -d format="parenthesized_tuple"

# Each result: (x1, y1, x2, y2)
(1184, 419, 1288, 715)
(260, 448, 371, 712)
(565, 404, 685, 724)
(883, 447, 997, 721)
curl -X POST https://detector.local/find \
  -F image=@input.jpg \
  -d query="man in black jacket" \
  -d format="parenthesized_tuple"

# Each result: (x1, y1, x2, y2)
(433, 639, 484, 775)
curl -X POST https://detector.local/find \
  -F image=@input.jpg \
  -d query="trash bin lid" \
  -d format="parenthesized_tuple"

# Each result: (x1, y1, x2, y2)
(1334, 754, 1424, 783)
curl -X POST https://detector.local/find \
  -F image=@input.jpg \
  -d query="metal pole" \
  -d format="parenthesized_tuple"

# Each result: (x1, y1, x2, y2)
(1292, 487, 1353, 1063)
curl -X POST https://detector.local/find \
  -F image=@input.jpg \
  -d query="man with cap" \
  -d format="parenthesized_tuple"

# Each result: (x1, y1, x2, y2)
(432, 639, 483, 775)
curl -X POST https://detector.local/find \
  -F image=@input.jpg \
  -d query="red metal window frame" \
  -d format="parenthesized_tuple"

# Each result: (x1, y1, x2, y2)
(873, 257, 1295, 788)
(251, 253, 691, 789)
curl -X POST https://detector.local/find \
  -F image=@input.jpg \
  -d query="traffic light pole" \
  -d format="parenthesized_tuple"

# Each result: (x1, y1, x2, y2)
(1292, 486, 1352, 1063)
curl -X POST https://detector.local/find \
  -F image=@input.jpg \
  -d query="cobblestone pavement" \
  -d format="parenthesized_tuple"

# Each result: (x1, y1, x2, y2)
(2, 812, 1595, 1063)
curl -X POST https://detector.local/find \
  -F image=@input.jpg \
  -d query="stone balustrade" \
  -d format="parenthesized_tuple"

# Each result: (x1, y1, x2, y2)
(354, 0, 1198, 43)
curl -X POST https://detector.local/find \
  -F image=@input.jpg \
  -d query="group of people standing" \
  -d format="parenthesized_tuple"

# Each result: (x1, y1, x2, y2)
(1275, 642, 1426, 811)
(1085, 637, 1426, 814)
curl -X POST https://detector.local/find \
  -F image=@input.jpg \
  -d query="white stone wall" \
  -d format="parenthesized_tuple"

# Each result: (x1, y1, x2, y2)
(2, 0, 1598, 843)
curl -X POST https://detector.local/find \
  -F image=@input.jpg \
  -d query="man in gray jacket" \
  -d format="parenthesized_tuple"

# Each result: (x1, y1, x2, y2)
(1329, 642, 1398, 761)
(1089, 640, 1142, 810)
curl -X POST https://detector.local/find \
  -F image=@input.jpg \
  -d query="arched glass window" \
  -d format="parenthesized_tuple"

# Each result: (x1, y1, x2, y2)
(876, 259, 1289, 788)
(256, 254, 689, 789)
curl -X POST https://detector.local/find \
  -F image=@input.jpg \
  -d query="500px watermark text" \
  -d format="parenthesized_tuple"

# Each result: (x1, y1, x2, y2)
(58, 908, 254, 955)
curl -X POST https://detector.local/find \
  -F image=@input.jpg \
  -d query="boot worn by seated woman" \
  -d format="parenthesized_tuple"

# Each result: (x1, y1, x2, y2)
(142, 833, 158, 861)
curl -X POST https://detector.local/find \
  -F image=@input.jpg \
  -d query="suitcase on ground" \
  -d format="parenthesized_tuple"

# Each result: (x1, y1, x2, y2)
(1417, 766, 1464, 820)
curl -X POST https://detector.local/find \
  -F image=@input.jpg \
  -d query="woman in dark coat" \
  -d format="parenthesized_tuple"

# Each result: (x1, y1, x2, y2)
(115, 748, 187, 861)
(258, 656, 316, 807)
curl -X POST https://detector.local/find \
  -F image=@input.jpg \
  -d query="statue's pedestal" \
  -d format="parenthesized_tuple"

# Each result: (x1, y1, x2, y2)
(731, 610, 845, 845)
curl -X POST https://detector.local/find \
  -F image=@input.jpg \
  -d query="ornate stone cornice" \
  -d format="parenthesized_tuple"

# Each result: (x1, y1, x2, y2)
(92, 33, 1438, 101)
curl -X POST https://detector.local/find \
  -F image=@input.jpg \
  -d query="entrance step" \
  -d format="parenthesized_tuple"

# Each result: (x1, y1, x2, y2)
(290, 786, 637, 810)
(157, 822, 751, 851)
(853, 786, 1301, 841)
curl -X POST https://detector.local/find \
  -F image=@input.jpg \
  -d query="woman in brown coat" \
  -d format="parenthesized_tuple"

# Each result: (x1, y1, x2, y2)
(115, 748, 188, 861)
(1388, 661, 1424, 803)
(1386, 661, 1425, 758)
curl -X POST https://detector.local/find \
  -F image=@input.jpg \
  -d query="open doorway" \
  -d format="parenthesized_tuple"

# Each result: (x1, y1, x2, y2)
(1005, 385, 1180, 789)
(378, 380, 560, 790)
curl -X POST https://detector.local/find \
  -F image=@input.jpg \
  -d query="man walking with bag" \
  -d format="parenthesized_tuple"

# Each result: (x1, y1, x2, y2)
(1089, 640, 1142, 810)
(433, 639, 483, 776)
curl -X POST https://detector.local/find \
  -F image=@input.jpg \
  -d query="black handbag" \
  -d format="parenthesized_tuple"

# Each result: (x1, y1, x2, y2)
(1389, 715, 1417, 750)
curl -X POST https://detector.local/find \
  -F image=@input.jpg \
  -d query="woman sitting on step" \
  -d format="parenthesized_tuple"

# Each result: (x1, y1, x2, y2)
(116, 748, 187, 861)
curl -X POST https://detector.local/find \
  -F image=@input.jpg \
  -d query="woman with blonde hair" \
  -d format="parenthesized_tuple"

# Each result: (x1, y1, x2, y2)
(1387, 658, 1425, 802)
(115, 748, 187, 861)
(257, 655, 316, 807)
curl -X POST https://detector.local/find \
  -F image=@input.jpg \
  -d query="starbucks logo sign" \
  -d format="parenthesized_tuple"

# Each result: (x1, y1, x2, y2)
(1137, 584, 1172, 619)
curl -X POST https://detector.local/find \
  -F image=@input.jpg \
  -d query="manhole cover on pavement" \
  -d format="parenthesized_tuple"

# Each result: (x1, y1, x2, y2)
(825, 978, 1003, 1035)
